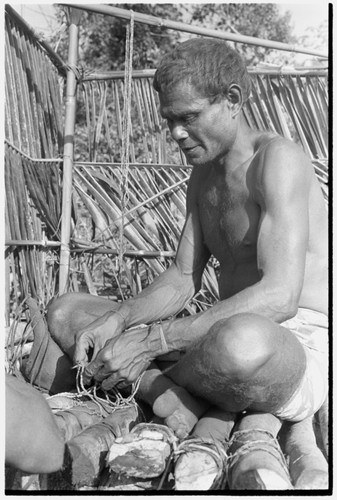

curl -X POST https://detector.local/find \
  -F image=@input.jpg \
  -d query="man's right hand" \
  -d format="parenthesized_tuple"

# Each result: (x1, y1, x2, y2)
(74, 310, 126, 367)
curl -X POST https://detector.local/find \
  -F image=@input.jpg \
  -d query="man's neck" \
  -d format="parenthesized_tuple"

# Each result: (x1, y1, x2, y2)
(214, 120, 260, 175)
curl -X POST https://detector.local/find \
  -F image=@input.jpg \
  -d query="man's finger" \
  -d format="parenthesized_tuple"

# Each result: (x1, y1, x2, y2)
(83, 358, 105, 386)
(73, 333, 91, 366)
(116, 380, 130, 390)
(101, 373, 123, 391)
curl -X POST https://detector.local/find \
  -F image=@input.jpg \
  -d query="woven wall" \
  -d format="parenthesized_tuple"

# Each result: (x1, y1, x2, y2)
(5, 9, 64, 318)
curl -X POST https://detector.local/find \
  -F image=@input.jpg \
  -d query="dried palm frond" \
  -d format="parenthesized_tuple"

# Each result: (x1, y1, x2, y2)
(5, 11, 63, 314)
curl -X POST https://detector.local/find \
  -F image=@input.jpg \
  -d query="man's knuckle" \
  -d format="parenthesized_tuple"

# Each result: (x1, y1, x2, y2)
(98, 348, 110, 361)
(74, 330, 83, 341)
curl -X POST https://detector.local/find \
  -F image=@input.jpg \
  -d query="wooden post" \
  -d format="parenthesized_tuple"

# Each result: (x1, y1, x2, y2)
(59, 7, 82, 294)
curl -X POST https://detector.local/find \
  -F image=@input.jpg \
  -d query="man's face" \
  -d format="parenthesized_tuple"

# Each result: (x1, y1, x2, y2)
(159, 81, 235, 167)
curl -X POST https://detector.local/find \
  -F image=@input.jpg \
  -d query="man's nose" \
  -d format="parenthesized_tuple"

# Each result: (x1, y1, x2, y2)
(170, 122, 189, 142)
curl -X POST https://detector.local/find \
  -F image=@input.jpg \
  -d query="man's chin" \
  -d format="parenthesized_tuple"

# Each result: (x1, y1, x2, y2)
(188, 156, 212, 168)
(183, 151, 205, 165)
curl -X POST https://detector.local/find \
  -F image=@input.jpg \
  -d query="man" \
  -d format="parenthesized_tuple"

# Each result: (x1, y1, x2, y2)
(47, 39, 328, 463)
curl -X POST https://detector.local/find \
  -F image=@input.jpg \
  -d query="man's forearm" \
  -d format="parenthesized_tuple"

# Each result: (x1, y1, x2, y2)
(157, 280, 297, 354)
(116, 264, 197, 329)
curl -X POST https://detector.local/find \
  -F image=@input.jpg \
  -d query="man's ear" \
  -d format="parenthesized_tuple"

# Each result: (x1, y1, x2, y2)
(227, 84, 243, 117)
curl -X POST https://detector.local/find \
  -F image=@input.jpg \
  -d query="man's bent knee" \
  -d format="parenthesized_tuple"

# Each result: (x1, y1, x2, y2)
(209, 313, 278, 380)
(46, 293, 74, 333)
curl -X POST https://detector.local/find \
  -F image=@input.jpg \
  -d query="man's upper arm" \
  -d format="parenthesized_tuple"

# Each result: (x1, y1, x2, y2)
(174, 167, 210, 289)
(255, 140, 311, 311)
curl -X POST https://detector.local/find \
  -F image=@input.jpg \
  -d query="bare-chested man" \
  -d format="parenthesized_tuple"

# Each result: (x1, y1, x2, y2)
(47, 39, 328, 462)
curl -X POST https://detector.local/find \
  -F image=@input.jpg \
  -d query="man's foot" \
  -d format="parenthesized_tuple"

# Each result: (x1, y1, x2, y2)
(152, 387, 209, 439)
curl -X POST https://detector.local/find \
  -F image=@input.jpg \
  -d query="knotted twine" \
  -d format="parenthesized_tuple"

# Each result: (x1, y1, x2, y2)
(119, 11, 134, 268)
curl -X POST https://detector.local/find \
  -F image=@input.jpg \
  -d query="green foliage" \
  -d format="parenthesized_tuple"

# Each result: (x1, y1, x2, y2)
(53, 4, 187, 71)
(185, 3, 294, 64)
(52, 3, 295, 69)
(266, 20, 328, 68)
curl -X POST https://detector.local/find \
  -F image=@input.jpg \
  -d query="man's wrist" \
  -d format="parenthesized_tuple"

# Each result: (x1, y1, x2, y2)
(113, 308, 128, 330)
(147, 322, 170, 356)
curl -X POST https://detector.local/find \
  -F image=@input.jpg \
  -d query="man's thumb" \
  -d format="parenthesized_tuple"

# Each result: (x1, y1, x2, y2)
(74, 336, 89, 366)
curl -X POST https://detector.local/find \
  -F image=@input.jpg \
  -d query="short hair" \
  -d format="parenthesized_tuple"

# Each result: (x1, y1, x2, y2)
(153, 38, 251, 103)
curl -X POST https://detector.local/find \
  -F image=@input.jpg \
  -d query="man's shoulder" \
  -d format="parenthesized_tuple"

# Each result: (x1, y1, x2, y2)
(255, 133, 304, 159)
(251, 134, 314, 200)
(254, 134, 311, 176)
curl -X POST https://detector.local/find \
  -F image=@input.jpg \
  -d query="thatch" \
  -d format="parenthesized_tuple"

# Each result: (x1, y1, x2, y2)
(5, 9, 64, 317)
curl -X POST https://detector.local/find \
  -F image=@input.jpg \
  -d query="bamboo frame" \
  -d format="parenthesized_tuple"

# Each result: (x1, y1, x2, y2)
(59, 7, 82, 294)
(5, 240, 61, 247)
(63, 3, 328, 59)
(75, 161, 191, 170)
(5, 240, 174, 258)
(73, 247, 175, 258)
(5, 139, 63, 163)
(82, 68, 328, 82)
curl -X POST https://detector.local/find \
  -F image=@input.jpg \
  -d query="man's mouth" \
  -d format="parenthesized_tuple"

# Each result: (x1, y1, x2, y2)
(182, 145, 198, 153)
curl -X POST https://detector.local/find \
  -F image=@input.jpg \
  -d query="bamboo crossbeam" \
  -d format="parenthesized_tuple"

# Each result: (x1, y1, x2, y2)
(5, 139, 62, 163)
(5, 4, 67, 76)
(81, 68, 328, 82)
(75, 161, 191, 170)
(247, 68, 328, 76)
(72, 246, 176, 258)
(5, 240, 176, 258)
(63, 3, 328, 59)
(5, 240, 60, 247)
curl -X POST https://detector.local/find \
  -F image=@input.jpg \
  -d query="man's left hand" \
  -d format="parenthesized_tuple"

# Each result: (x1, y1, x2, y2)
(82, 326, 156, 389)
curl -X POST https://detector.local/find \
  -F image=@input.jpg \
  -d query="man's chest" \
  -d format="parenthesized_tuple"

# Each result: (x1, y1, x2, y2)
(197, 177, 260, 261)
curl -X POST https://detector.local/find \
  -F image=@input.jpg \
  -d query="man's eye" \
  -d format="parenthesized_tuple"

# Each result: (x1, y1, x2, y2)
(183, 115, 196, 125)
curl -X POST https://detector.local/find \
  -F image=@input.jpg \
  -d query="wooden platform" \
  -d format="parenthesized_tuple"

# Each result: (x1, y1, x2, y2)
(5, 407, 329, 492)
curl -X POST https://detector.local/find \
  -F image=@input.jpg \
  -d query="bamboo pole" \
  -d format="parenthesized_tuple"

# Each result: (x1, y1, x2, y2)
(5, 139, 62, 163)
(6, 239, 176, 257)
(75, 161, 191, 170)
(5, 240, 61, 247)
(72, 246, 176, 258)
(63, 4, 328, 59)
(59, 7, 82, 294)
(81, 68, 328, 82)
